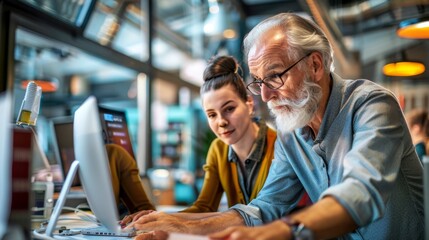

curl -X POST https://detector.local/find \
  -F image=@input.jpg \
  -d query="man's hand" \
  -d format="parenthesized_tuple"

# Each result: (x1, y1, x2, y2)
(208, 220, 291, 240)
(126, 211, 189, 233)
(120, 210, 155, 228)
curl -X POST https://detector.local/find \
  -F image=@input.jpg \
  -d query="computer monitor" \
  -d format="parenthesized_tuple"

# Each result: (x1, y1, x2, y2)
(50, 116, 81, 187)
(74, 96, 120, 232)
(0, 92, 12, 238)
(46, 96, 124, 237)
(98, 106, 135, 159)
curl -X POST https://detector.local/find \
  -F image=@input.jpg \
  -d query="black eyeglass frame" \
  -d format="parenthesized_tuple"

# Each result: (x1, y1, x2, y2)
(246, 52, 312, 95)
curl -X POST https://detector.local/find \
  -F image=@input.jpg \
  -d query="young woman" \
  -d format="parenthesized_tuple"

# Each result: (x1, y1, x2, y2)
(181, 55, 277, 212)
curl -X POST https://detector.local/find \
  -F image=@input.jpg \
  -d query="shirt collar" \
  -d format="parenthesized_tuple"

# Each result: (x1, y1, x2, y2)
(228, 119, 267, 163)
(315, 73, 345, 143)
(299, 73, 345, 143)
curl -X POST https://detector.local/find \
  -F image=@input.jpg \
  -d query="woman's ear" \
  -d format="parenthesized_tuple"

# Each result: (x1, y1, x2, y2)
(246, 95, 255, 115)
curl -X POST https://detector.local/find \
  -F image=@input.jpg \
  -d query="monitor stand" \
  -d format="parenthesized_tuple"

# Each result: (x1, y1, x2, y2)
(45, 160, 79, 237)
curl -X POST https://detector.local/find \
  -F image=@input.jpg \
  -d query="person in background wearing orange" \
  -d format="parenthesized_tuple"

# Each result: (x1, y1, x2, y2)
(106, 144, 156, 215)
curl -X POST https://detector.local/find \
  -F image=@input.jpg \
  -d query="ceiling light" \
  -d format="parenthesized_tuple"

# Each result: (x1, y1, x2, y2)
(223, 29, 236, 39)
(382, 61, 425, 77)
(397, 17, 429, 39)
(204, 3, 236, 39)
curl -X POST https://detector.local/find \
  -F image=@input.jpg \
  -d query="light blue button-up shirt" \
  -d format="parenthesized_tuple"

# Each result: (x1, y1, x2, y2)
(231, 73, 424, 239)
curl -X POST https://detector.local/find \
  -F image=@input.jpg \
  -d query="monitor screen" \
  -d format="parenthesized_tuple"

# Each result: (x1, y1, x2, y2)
(98, 106, 135, 159)
(50, 116, 80, 187)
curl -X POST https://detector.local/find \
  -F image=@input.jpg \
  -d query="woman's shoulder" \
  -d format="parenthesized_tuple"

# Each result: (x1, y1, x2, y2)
(210, 137, 228, 149)
(205, 138, 229, 166)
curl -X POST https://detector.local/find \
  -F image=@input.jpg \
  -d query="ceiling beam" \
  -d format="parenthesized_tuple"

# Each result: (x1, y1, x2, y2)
(241, 1, 304, 16)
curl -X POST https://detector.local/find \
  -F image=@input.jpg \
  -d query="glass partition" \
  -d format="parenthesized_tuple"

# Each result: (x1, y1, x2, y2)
(152, 0, 241, 85)
(84, 0, 149, 62)
(17, 0, 94, 27)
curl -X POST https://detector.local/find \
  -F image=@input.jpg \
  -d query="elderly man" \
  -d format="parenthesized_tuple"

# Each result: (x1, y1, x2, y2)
(129, 13, 423, 240)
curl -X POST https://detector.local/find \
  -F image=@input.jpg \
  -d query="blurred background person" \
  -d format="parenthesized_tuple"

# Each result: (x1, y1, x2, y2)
(106, 144, 156, 216)
(405, 108, 429, 162)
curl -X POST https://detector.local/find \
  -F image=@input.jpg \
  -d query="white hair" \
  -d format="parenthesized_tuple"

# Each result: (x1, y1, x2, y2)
(243, 13, 335, 73)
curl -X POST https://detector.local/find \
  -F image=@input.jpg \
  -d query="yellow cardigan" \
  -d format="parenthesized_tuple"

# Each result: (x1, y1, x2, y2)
(182, 127, 276, 213)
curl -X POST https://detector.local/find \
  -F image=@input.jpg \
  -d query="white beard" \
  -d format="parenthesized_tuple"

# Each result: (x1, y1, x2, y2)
(268, 75, 322, 134)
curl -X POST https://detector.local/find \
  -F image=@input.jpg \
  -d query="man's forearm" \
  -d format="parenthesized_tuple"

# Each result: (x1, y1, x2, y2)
(188, 210, 245, 235)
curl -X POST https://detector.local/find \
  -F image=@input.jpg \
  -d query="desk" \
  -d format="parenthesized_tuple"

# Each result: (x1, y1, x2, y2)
(32, 213, 209, 240)
(32, 212, 132, 240)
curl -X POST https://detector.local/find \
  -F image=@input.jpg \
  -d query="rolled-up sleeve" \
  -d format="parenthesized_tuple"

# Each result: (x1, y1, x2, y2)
(230, 204, 264, 226)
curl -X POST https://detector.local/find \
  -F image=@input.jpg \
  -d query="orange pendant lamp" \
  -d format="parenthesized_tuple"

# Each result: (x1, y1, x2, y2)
(383, 61, 425, 77)
(383, 50, 426, 77)
(397, 17, 429, 39)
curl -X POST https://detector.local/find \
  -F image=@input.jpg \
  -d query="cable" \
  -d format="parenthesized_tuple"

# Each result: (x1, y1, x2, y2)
(72, 203, 98, 223)
(32, 228, 87, 240)
(31, 204, 100, 240)
(32, 221, 90, 240)
(33, 227, 77, 240)
(32, 205, 99, 225)
(32, 228, 56, 240)
(32, 217, 84, 223)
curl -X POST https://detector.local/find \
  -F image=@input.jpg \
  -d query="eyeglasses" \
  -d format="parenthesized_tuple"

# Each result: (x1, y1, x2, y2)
(246, 53, 311, 95)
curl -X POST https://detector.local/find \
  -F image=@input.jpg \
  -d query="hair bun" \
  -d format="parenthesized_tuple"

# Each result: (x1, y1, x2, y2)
(200, 55, 248, 102)
(203, 55, 238, 82)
